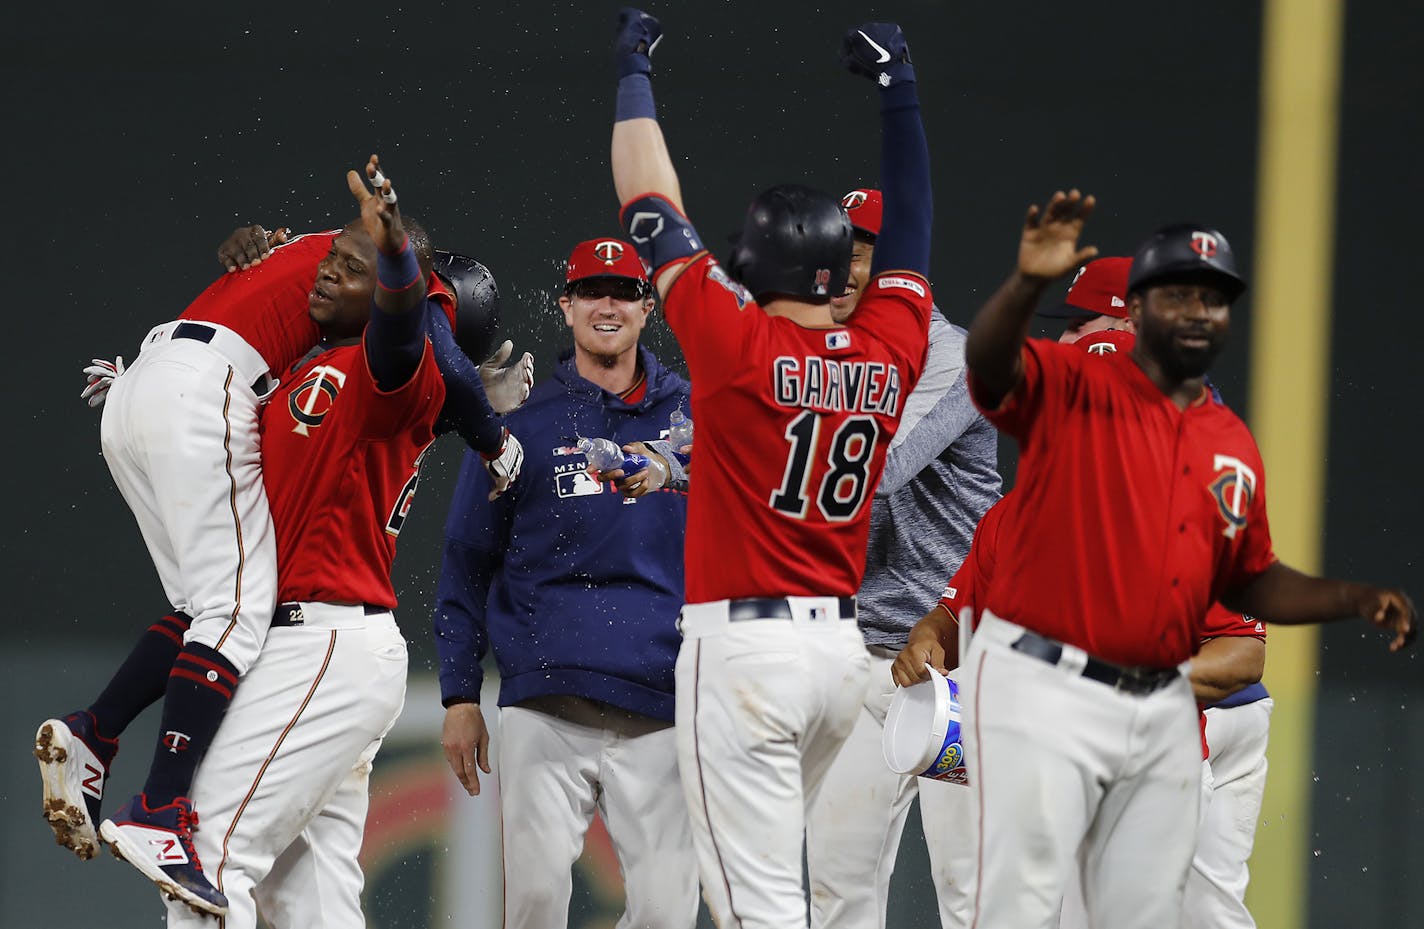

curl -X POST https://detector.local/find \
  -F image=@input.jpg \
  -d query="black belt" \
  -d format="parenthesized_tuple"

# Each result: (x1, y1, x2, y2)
(272, 603, 386, 628)
(726, 596, 857, 623)
(173, 322, 271, 394)
(1010, 629, 1178, 696)
(173, 321, 218, 343)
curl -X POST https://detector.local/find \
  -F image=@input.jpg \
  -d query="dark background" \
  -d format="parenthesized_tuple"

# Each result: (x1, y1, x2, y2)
(2, 2, 1418, 927)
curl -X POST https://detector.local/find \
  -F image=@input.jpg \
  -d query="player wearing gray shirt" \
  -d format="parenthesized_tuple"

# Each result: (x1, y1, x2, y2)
(807, 189, 999, 929)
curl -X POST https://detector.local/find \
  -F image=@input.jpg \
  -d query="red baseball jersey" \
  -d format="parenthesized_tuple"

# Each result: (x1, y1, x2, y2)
(661, 252, 933, 602)
(181, 231, 337, 376)
(261, 336, 446, 608)
(939, 494, 1008, 626)
(970, 339, 1277, 667)
(1200, 602, 1266, 641)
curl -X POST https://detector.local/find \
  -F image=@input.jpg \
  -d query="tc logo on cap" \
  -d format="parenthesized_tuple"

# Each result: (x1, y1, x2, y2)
(593, 240, 626, 265)
(842, 190, 868, 209)
(1191, 231, 1219, 259)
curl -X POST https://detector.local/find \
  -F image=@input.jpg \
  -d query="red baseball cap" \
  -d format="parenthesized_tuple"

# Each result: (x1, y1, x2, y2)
(841, 188, 882, 239)
(1076, 330, 1136, 355)
(1038, 256, 1132, 320)
(565, 238, 650, 290)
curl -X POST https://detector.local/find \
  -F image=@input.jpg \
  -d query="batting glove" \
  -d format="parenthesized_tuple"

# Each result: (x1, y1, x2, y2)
(80, 356, 125, 409)
(842, 23, 915, 88)
(481, 428, 525, 501)
(615, 7, 663, 77)
(478, 340, 535, 415)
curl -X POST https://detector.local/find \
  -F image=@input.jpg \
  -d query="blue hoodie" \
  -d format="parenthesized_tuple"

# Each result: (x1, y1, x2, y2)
(433, 345, 690, 721)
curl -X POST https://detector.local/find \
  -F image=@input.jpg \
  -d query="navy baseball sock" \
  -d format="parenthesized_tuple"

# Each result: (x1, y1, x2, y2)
(87, 611, 192, 741)
(141, 642, 239, 805)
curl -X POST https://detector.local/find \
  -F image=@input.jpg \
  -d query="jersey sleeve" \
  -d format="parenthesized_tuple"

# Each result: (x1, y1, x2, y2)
(353, 335, 447, 439)
(846, 272, 935, 383)
(662, 253, 768, 393)
(968, 338, 1080, 440)
(1199, 602, 1267, 641)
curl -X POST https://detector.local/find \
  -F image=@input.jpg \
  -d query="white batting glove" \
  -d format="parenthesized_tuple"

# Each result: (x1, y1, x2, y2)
(80, 356, 125, 409)
(481, 428, 524, 501)
(478, 340, 535, 414)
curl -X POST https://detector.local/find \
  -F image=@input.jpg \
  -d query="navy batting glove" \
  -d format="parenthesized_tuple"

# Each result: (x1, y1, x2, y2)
(842, 23, 915, 87)
(615, 8, 663, 78)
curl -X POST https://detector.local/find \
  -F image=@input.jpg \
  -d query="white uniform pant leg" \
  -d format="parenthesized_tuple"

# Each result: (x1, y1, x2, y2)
(600, 722, 701, 929)
(99, 339, 276, 673)
(1077, 675, 1200, 929)
(806, 648, 919, 929)
(164, 617, 408, 929)
(497, 705, 602, 929)
(1184, 700, 1273, 929)
(676, 622, 869, 929)
(255, 738, 384, 929)
(919, 773, 975, 929)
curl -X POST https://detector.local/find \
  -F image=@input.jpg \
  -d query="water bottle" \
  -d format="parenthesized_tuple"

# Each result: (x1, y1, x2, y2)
(668, 407, 693, 466)
(577, 436, 650, 476)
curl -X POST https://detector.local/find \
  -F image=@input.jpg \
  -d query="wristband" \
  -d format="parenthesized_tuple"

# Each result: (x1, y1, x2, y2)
(616, 72, 657, 121)
(377, 235, 421, 293)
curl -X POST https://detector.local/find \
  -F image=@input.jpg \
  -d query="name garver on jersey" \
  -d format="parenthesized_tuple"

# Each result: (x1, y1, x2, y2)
(772, 355, 903, 417)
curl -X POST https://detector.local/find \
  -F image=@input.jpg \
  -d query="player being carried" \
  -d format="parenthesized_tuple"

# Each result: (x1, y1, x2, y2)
(608, 10, 934, 928)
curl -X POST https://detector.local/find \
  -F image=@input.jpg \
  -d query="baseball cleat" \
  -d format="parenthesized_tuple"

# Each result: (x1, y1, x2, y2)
(34, 711, 118, 860)
(100, 794, 228, 917)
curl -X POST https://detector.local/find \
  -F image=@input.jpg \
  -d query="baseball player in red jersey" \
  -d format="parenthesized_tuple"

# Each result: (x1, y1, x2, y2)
(609, 11, 934, 928)
(950, 190, 1414, 929)
(1037, 256, 1135, 344)
(144, 155, 445, 929)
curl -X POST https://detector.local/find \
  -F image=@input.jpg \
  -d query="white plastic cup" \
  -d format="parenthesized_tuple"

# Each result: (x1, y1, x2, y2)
(882, 666, 969, 786)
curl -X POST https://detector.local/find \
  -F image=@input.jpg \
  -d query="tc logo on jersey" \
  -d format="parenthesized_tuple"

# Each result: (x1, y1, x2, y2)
(1209, 454, 1258, 539)
(593, 240, 625, 264)
(289, 364, 347, 436)
(1191, 231, 1219, 259)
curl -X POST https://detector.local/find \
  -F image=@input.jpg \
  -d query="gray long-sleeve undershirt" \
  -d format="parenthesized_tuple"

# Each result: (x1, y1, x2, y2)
(857, 309, 1003, 648)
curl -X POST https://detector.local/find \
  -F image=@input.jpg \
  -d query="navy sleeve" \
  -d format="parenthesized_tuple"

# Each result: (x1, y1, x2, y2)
(870, 80, 932, 278)
(364, 296, 427, 391)
(426, 308, 504, 455)
(432, 449, 512, 704)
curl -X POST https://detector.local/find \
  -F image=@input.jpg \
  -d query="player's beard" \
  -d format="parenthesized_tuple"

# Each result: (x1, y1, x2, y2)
(1141, 321, 1226, 382)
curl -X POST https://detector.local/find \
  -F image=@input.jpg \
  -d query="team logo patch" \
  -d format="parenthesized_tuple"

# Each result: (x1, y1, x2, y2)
(1191, 231, 1219, 259)
(593, 240, 625, 265)
(162, 730, 191, 754)
(707, 263, 751, 309)
(1086, 340, 1117, 355)
(1208, 454, 1258, 539)
(877, 276, 926, 298)
(826, 331, 851, 350)
(841, 190, 868, 209)
(288, 364, 347, 436)
(943, 584, 958, 600)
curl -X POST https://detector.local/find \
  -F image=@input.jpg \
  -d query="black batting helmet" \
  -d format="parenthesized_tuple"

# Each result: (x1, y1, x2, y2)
(433, 250, 500, 361)
(727, 185, 853, 304)
(1127, 224, 1247, 303)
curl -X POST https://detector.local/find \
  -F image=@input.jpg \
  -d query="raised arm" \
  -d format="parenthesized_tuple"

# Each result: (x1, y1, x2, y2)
(348, 154, 429, 391)
(610, 9, 682, 214)
(841, 24, 930, 278)
(964, 191, 1098, 410)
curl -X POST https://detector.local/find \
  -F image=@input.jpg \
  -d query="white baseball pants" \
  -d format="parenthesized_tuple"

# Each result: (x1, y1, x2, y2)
(100, 320, 277, 674)
(496, 699, 699, 929)
(165, 603, 408, 929)
(676, 598, 871, 929)
(963, 613, 1199, 929)
(807, 646, 974, 929)
(1183, 699, 1273, 929)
